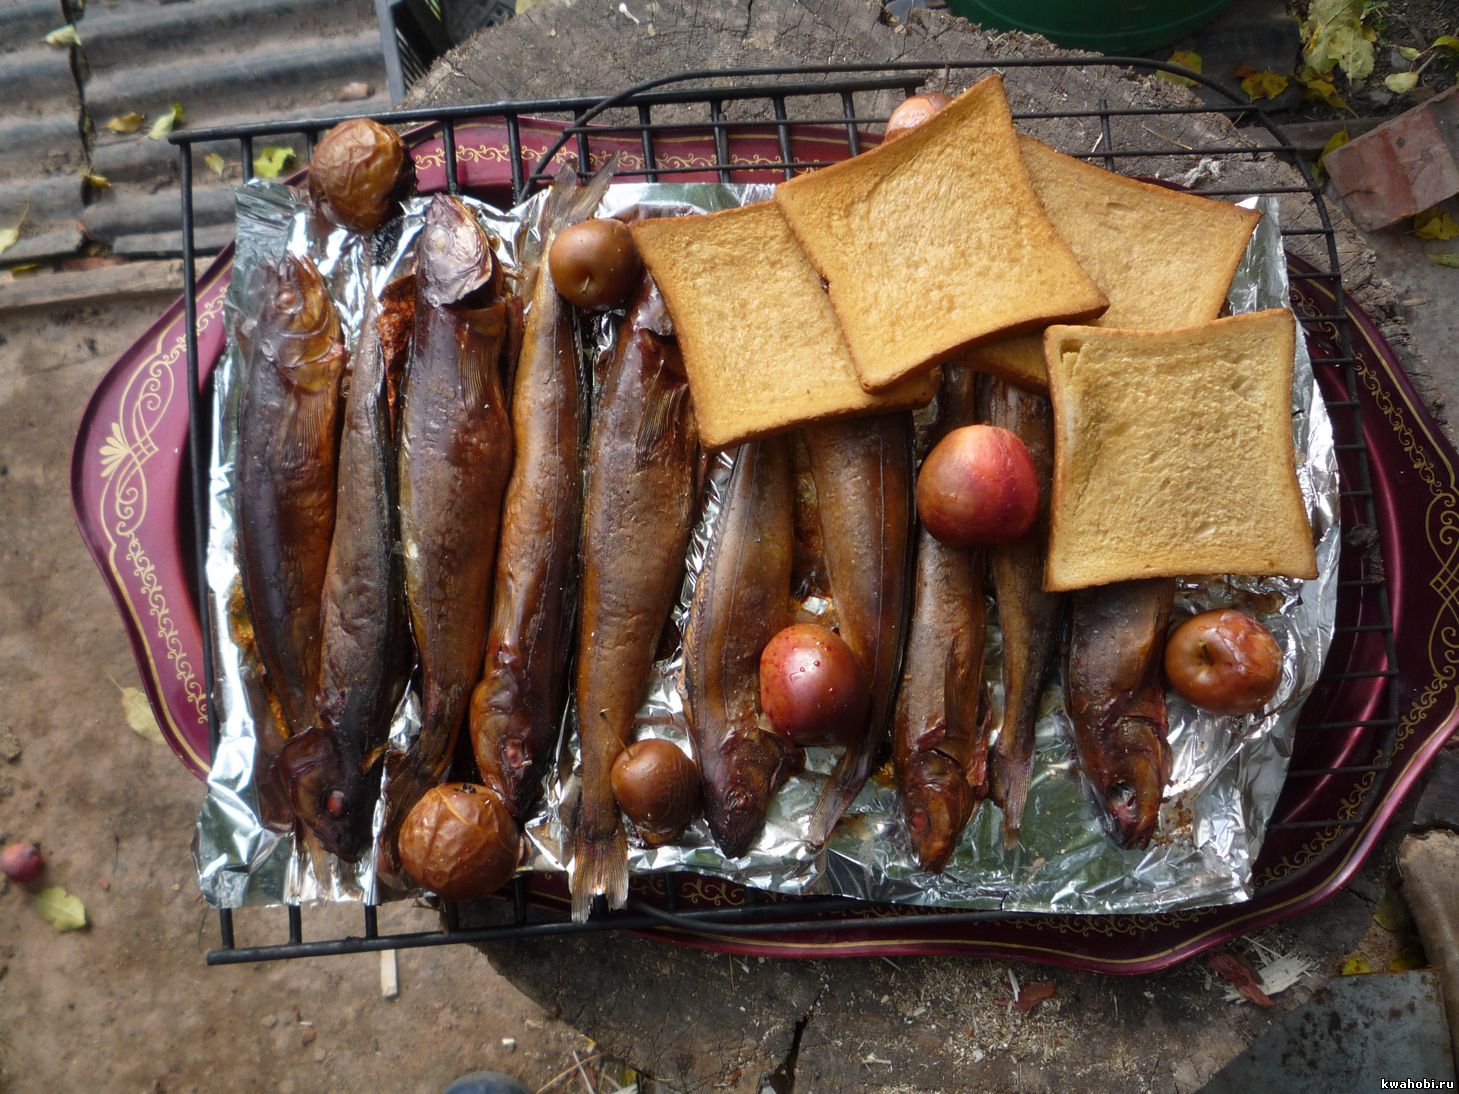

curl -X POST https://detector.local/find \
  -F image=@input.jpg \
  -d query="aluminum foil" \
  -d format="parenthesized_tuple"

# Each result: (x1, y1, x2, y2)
(198, 184, 1337, 915)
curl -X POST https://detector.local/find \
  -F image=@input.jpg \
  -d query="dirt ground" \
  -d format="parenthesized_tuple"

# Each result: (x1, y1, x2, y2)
(0, 285, 594, 1093)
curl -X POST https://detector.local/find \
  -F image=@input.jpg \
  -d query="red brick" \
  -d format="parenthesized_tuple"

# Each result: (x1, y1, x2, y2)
(1324, 86, 1459, 230)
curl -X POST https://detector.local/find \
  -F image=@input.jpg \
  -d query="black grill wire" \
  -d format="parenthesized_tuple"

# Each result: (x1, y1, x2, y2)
(171, 59, 1399, 965)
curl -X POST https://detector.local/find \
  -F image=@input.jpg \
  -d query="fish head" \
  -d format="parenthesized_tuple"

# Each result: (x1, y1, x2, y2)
(1101, 722, 1170, 849)
(253, 254, 346, 390)
(707, 725, 804, 858)
(900, 751, 976, 873)
(276, 728, 377, 859)
(419, 194, 500, 308)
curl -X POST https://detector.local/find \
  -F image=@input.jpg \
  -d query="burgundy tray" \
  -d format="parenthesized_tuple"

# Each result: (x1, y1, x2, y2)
(72, 114, 1459, 972)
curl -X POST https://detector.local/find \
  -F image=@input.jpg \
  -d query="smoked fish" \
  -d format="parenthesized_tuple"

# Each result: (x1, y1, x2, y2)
(472, 170, 609, 820)
(894, 367, 988, 873)
(803, 414, 913, 850)
(570, 277, 697, 921)
(684, 436, 804, 858)
(981, 378, 1065, 847)
(277, 273, 415, 859)
(383, 195, 514, 876)
(1066, 579, 1175, 849)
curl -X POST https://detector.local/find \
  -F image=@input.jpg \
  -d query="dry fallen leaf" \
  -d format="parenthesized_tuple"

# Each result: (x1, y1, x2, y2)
(1430, 253, 1459, 268)
(1384, 71, 1420, 94)
(1158, 49, 1203, 86)
(1209, 952, 1274, 1007)
(1398, 45, 1422, 60)
(1373, 882, 1410, 932)
(44, 23, 81, 47)
(32, 886, 88, 932)
(1415, 208, 1459, 241)
(120, 685, 164, 745)
(1013, 980, 1057, 1013)
(1241, 69, 1290, 101)
(1340, 954, 1372, 975)
(204, 152, 227, 177)
(86, 173, 110, 189)
(252, 146, 296, 179)
(1296, 67, 1352, 111)
(149, 103, 184, 141)
(1389, 943, 1426, 973)
(105, 112, 145, 134)
(0, 206, 26, 257)
(1433, 35, 1459, 53)
(1312, 126, 1350, 185)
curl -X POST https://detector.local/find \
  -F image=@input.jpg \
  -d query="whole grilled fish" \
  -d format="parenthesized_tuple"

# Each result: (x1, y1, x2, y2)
(383, 195, 514, 876)
(803, 414, 913, 850)
(571, 277, 697, 922)
(981, 378, 1065, 848)
(1066, 579, 1175, 849)
(472, 170, 609, 820)
(895, 367, 988, 873)
(684, 436, 804, 858)
(235, 254, 348, 742)
(276, 273, 415, 859)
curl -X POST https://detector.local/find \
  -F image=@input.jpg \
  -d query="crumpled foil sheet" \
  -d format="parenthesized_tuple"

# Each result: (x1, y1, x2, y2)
(198, 184, 1337, 915)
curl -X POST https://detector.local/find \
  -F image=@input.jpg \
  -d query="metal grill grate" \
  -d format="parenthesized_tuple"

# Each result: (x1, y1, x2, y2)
(170, 59, 1400, 966)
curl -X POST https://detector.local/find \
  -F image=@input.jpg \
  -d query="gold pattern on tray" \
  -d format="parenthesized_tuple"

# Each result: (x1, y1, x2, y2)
(97, 288, 225, 767)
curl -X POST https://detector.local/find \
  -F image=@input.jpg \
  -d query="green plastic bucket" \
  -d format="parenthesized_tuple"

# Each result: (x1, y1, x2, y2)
(946, 0, 1232, 55)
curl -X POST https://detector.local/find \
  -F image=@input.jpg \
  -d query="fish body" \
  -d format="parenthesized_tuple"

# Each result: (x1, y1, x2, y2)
(384, 195, 514, 874)
(981, 378, 1065, 847)
(894, 367, 988, 873)
(803, 414, 913, 849)
(235, 254, 348, 740)
(472, 171, 608, 820)
(571, 278, 697, 921)
(1066, 579, 1175, 849)
(277, 273, 415, 859)
(684, 436, 803, 858)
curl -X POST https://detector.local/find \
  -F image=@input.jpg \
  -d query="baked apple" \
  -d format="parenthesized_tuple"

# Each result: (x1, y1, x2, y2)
(1165, 609, 1283, 716)
(397, 782, 519, 900)
(611, 739, 701, 846)
(759, 623, 868, 746)
(915, 424, 1040, 547)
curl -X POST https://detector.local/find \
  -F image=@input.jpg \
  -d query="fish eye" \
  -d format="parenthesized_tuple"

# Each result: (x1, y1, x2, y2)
(326, 789, 348, 817)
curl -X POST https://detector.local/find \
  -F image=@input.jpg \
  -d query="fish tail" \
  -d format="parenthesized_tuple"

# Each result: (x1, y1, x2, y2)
(539, 155, 617, 240)
(570, 823, 629, 923)
(991, 747, 1033, 849)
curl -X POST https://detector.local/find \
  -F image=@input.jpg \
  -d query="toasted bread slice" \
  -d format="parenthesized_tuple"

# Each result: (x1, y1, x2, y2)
(966, 137, 1261, 391)
(631, 201, 937, 450)
(1043, 309, 1316, 592)
(772, 74, 1108, 393)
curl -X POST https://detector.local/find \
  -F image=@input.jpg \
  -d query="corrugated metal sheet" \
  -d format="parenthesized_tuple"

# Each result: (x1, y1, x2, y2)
(0, 0, 389, 266)
(0, 0, 87, 264)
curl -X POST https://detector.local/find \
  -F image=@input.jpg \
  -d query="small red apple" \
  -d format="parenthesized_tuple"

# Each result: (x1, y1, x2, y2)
(885, 92, 953, 141)
(759, 624, 869, 746)
(1165, 609, 1283, 716)
(915, 424, 1040, 547)
(1, 842, 44, 884)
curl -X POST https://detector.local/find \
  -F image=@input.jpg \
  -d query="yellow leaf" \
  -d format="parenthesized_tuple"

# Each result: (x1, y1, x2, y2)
(1296, 67, 1351, 110)
(120, 685, 164, 745)
(1398, 45, 1421, 60)
(1241, 69, 1290, 101)
(1340, 954, 1371, 975)
(1301, 0, 1375, 80)
(204, 152, 226, 177)
(252, 146, 296, 179)
(0, 205, 27, 257)
(1312, 126, 1350, 184)
(1389, 943, 1426, 972)
(86, 173, 110, 189)
(1158, 49, 1203, 87)
(1373, 883, 1410, 932)
(1415, 208, 1459, 240)
(104, 112, 144, 134)
(1430, 253, 1459, 268)
(1434, 35, 1459, 52)
(149, 103, 184, 141)
(32, 887, 88, 932)
(1385, 71, 1420, 94)
(44, 23, 80, 47)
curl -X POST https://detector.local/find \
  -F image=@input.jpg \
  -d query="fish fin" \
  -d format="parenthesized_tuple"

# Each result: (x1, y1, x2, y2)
(807, 739, 876, 850)
(539, 155, 618, 240)
(991, 747, 1032, 849)
(633, 372, 689, 465)
(458, 301, 508, 409)
(569, 823, 629, 923)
